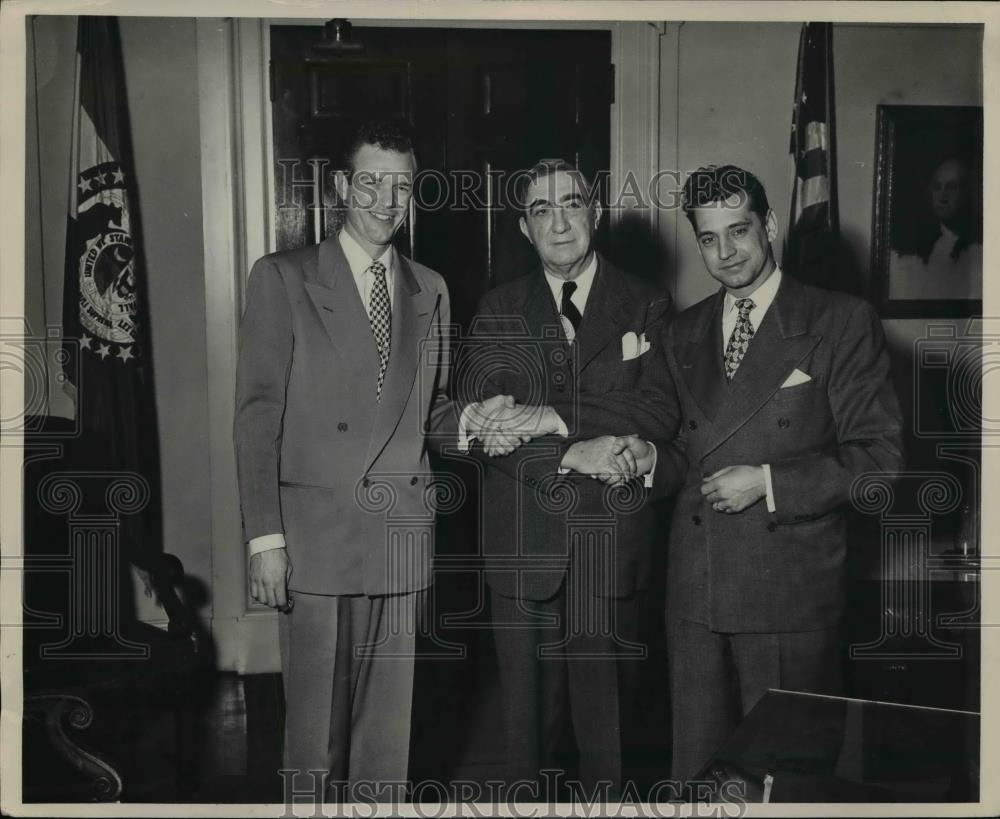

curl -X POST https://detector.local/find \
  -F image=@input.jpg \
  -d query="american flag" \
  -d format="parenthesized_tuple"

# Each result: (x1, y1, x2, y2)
(785, 22, 840, 289)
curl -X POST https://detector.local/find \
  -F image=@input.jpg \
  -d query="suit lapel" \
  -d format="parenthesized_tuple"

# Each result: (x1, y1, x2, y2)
(677, 292, 727, 423)
(521, 271, 562, 344)
(704, 274, 821, 456)
(576, 257, 633, 373)
(364, 254, 436, 471)
(306, 237, 380, 371)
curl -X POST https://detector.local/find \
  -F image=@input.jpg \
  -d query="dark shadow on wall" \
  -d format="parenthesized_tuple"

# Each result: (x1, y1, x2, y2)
(602, 211, 675, 291)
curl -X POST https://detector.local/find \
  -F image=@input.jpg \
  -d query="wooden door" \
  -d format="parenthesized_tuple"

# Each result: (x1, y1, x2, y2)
(270, 24, 612, 325)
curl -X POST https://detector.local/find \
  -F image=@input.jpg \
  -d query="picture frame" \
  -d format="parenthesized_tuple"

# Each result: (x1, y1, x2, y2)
(870, 105, 983, 318)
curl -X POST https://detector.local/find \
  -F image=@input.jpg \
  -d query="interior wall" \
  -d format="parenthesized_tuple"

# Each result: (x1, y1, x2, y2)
(659, 21, 983, 311)
(25, 16, 212, 622)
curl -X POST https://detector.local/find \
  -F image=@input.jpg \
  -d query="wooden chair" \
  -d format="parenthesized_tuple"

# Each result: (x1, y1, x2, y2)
(21, 416, 213, 801)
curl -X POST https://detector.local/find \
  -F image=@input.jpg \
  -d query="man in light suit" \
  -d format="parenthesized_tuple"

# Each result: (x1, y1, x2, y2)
(234, 121, 464, 801)
(664, 165, 904, 784)
(457, 159, 685, 795)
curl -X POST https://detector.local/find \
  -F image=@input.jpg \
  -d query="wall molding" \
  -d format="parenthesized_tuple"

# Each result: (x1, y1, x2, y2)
(197, 18, 278, 674)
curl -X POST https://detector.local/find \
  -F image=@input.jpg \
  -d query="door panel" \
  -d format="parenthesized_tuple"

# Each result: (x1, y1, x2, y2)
(270, 25, 611, 325)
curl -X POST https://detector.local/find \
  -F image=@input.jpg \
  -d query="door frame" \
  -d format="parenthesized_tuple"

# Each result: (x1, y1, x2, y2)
(197, 17, 664, 673)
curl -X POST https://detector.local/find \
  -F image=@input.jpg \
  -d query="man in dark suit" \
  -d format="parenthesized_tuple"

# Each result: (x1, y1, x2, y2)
(456, 159, 685, 795)
(664, 165, 904, 784)
(234, 121, 469, 801)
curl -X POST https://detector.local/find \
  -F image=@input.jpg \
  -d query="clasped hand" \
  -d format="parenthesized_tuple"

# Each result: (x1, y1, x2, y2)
(465, 395, 561, 456)
(561, 434, 655, 486)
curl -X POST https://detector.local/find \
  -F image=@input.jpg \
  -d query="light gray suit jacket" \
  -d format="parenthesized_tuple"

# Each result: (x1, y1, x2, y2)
(234, 235, 457, 596)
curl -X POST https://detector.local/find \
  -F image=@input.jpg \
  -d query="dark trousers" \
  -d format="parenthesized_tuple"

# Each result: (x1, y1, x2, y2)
(667, 616, 843, 784)
(278, 589, 424, 802)
(490, 586, 645, 796)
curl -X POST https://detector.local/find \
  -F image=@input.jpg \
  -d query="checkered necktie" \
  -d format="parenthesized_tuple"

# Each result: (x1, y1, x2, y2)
(367, 261, 391, 400)
(723, 297, 755, 381)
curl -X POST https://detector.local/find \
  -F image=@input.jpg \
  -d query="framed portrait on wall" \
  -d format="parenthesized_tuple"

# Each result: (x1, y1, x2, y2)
(870, 105, 983, 318)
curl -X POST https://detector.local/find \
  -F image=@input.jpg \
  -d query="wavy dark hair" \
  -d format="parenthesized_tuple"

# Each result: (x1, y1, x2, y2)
(681, 164, 770, 228)
(343, 120, 415, 177)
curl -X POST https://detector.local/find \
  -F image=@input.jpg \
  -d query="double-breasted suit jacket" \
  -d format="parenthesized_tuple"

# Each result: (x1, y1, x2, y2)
(664, 274, 904, 633)
(461, 255, 686, 602)
(234, 235, 456, 597)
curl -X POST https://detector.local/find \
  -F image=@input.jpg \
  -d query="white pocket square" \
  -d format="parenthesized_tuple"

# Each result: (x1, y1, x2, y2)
(781, 368, 812, 388)
(622, 331, 652, 361)
(621, 331, 639, 360)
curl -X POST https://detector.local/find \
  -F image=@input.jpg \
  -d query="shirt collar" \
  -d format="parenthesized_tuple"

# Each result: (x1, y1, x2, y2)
(724, 265, 782, 316)
(544, 253, 599, 311)
(339, 228, 394, 282)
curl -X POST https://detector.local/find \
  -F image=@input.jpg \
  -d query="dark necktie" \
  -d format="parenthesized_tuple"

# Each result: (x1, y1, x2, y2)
(561, 280, 582, 340)
(368, 260, 391, 400)
(723, 297, 755, 381)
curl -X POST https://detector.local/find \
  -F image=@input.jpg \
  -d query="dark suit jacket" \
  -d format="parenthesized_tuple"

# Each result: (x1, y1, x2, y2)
(664, 274, 904, 632)
(459, 255, 685, 601)
(234, 235, 457, 596)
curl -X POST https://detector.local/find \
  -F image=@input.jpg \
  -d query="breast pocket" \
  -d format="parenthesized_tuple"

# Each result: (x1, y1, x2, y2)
(770, 378, 819, 404)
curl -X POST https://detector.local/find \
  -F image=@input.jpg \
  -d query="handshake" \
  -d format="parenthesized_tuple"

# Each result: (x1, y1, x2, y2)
(463, 394, 656, 486)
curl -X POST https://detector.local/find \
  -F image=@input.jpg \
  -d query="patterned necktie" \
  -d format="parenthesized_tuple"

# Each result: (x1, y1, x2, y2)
(560, 280, 582, 342)
(723, 297, 755, 381)
(368, 260, 391, 400)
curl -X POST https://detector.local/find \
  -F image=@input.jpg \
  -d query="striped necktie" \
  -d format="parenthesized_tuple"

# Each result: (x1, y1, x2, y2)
(560, 280, 582, 342)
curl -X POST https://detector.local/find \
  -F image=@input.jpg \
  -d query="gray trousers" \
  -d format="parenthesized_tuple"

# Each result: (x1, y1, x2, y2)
(667, 616, 843, 784)
(278, 589, 424, 802)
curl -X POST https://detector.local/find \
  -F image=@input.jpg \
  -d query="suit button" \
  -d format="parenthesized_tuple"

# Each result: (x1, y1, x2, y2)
(688, 419, 697, 430)
(362, 478, 371, 488)
(338, 422, 348, 432)
(767, 522, 777, 532)
(692, 515, 701, 525)
(410, 476, 419, 486)
(778, 417, 790, 429)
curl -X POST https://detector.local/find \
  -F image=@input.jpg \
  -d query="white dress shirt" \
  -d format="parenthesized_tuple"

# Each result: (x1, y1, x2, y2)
(544, 253, 598, 340)
(720, 265, 781, 513)
(249, 230, 396, 557)
(340, 226, 396, 314)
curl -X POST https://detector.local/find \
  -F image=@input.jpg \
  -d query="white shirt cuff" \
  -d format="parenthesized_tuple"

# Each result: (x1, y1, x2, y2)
(249, 533, 286, 556)
(643, 442, 658, 488)
(458, 403, 477, 452)
(762, 463, 776, 513)
(553, 412, 569, 438)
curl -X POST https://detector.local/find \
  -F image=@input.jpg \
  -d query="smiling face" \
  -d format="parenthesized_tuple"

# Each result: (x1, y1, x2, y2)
(519, 169, 601, 279)
(690, 194, 778, 297)
(336, 143, 415, 258)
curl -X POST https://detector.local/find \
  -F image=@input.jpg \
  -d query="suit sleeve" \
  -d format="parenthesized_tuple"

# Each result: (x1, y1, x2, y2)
(768, 300, 904, 523)
(643, 322, 689, 499)
(458, 292, 685, 489)
(424, 279, 463, 447)
(452, 292, 567, 483)
(233, 258, 293, 542)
